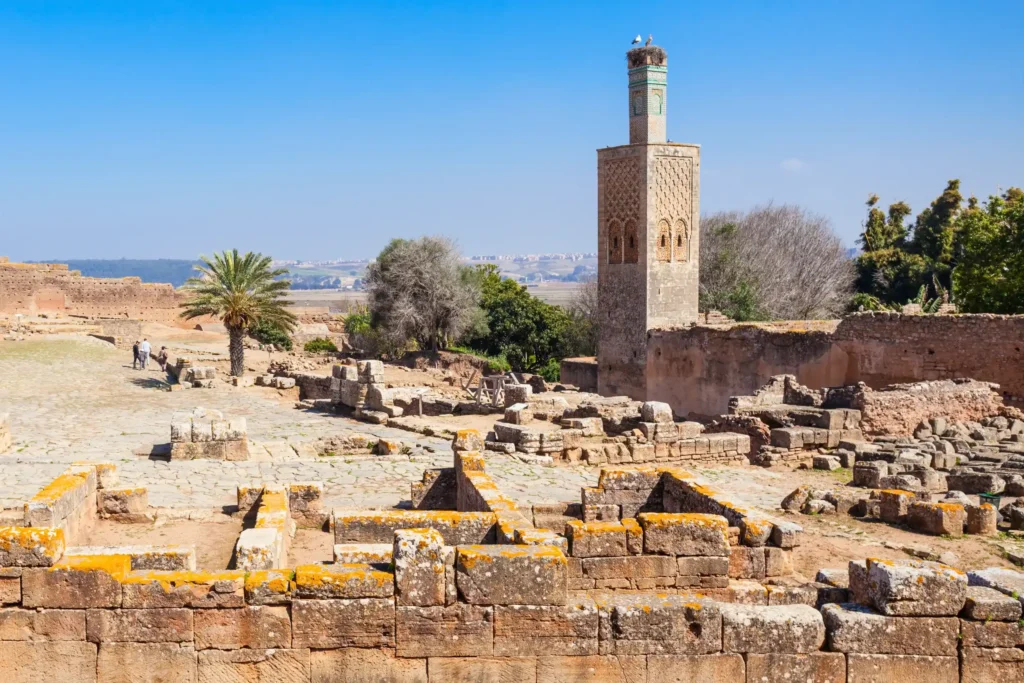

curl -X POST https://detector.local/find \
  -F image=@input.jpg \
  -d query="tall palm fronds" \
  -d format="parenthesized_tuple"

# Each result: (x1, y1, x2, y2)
(179, 250, 296, 376)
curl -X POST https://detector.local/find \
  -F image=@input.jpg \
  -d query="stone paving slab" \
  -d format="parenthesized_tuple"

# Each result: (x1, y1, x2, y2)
(0, 338, 597, 510)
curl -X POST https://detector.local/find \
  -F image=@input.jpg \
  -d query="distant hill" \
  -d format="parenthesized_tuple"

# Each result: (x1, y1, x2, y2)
(34, 259, 200, 287)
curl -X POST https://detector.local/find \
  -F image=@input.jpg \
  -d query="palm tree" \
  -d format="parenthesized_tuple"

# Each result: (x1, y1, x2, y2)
(179, 250, 296, 376)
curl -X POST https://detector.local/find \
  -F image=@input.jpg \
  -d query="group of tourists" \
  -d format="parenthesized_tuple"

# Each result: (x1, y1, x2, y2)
(131, 338, 168, 371)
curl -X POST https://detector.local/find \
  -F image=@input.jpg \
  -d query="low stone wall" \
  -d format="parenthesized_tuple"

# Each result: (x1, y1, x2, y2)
(852, 379, 1003, 437)
(0, 258, 182, 321)
(169, 408, 248, 460)
(560, 356, 598, 391)
(3, 458, 1024, 681)
(645, 313, 1024, 418)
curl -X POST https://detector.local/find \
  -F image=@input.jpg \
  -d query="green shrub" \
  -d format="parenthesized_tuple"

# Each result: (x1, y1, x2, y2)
(304, 337, 338, 353)
(249, 319, 293, 350)
(449, 346, 511, 374)
(538, 357, 561, 382)
(344, 306, 373, 335)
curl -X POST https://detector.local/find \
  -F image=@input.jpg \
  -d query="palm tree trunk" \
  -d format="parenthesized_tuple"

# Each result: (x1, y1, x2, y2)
(228, 326, 245, 376)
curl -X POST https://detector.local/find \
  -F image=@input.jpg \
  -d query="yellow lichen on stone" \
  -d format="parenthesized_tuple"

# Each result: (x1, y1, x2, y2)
(53, 553, 131, 578)
(28, 472, 89, 505)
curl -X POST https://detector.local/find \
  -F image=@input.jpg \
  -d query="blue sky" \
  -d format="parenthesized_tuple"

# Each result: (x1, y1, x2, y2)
(1, 1, 1021, 260)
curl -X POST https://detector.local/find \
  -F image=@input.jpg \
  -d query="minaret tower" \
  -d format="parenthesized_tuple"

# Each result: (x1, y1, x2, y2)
(597, 42, 701, 399)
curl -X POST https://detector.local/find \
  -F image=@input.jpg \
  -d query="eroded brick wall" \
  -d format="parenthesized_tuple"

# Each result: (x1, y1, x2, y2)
(646, 314, 1024, 417)
(0, 260, 181, 322)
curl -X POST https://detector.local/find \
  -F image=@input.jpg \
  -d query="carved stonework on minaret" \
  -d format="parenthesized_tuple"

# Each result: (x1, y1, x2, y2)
(596, 42, 701, 399)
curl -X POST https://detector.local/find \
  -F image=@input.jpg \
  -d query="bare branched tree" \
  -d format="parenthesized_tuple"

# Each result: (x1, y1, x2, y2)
(700, 204, 854, 320)
(564, 275, 598, 356)
(365, 237, 480, 352)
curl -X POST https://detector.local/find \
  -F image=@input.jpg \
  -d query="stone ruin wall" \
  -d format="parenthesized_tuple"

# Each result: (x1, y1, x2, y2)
(2, 453, 1024, 681)
(0, 258, 182, 322)
(647, 313, 1024, 419)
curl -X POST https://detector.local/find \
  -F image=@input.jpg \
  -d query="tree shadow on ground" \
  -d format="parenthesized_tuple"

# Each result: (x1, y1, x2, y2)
(129, 377, 171, 390)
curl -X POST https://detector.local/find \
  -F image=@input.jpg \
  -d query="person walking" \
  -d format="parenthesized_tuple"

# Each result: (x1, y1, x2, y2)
(132, 341, 140, 370)
(157, 346, 169, 372)
(139, 338, 152, 369)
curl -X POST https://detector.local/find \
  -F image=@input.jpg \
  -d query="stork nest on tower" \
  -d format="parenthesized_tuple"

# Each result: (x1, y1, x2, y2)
(627, 45, 667, 68)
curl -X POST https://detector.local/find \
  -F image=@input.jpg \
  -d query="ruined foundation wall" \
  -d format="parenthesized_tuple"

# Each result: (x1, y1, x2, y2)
(559, 357, 598, 391)
(834, 312, 1024, 403)
(646, 323, 847, 418)
(0, 259, 182, 322)
(646, 314, 1024, 418)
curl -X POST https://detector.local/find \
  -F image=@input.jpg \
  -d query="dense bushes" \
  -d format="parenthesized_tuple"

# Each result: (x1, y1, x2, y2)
(303, 337, 338, 353)
(249, 319, 293, 350)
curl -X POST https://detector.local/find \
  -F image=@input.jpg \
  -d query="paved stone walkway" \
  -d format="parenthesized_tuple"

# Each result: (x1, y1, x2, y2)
(0, 337, 598, 510)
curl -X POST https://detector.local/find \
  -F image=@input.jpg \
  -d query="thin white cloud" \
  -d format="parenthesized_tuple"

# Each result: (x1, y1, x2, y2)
(779, 158, 807, 172)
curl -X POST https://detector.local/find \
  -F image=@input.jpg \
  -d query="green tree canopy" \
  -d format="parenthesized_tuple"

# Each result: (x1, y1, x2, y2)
(952, 189, 1024, 313)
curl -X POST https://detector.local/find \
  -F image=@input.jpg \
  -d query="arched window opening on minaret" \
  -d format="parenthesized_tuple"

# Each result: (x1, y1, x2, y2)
(656, 219, 672, 262)
(624, 220, 639, 263)
(608, 220, 623, 264)
(675, 218, 689, 262)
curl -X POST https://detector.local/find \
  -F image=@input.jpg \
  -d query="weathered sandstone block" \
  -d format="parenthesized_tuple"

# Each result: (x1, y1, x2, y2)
(0, 527, 64, 567)
(193, 605, 291, 649)
(596, 593, 722, 656)
(425, 656, 535, 683)
(244, 569, 294, 606)
(310, 648, 426, 683)
(395, 604, 492, 658)
(493, 599, 599, 656)
(197, 648, 310, 683)
(907, 501, 965, 536)
(845, 653, 958, 683)
(966, 503, 998, 535)
(0, 641, 98, 682)
(96, 643, 196, 683)
(822, 603, 958, 655)
(960, 647, 1024, 682)
(291, 598, 395, 648)
(121, 570, 244, 608)
(394, 528, 444, 606)
(720, 604, 824, 654)
(22, 555, 127, 608)
(745, 653, 845, 683)
(0, 607, 86, 641)
(866, 558, 967, 616)
(878, 489, 915, 523)
(456, 545, 567, 606)
(293, 563, 393, 599)
(566, 520, 628, 558)
(961, 585, 1022, 621)
(639, 513, 729, 557)
(959, 617, 1024, 648)
(85, 608, 193, 643)
(333, 509, 496, 545)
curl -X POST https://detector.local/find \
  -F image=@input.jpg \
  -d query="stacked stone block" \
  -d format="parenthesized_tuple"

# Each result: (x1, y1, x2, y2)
(4, 464, 1024, 679)
(170, 358, 218, 388)
(169, 407, 248, 460)
(235, 486, 294, 571)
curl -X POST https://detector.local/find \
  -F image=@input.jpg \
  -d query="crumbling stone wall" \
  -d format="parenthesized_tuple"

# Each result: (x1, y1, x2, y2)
(646, 313, 1024, 417)
(559, 356, 598, 391)
(850, 379, 1004, 436)
(0, 258, 182, 322)
(3, 459, 1023, 681)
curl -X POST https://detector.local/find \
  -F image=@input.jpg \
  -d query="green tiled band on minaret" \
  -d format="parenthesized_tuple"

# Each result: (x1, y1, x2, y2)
(628, 58, 667, 144)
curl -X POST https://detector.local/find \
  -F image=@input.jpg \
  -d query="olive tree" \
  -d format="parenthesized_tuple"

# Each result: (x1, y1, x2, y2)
(364, 237, 480, 352)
